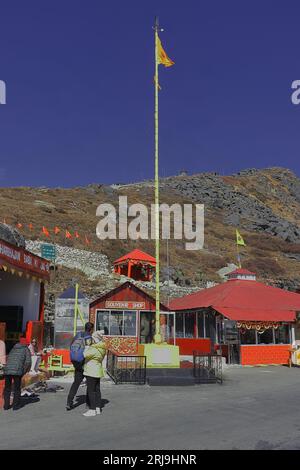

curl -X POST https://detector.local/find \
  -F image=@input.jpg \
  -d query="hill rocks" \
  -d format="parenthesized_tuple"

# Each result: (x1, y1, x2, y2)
(0, 167, 299, 310)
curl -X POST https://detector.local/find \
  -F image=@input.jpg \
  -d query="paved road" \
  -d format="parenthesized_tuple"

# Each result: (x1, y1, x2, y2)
(1, 366, 300, 450)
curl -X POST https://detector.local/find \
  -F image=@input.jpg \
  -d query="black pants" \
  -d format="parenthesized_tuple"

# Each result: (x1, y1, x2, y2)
(86, 376, 101, 411)
(4, 375, 22, 409)
(67, 361, 84, 406)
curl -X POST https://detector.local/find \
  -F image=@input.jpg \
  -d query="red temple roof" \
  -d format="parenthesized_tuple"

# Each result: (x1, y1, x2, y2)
(114, 249, 156, 265)
(227, 268, 256, 276)
(169, 279, 300, 322)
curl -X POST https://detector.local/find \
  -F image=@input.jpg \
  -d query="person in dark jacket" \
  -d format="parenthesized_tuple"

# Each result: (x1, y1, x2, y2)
(3, 342, 32, 410)
(66, 322, 94, 411)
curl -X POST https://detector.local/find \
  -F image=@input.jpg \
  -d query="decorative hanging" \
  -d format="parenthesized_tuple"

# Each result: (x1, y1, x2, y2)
(237, 321, 280, 332)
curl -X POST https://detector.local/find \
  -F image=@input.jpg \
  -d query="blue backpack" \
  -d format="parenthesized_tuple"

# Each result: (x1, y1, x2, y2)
(70, 332, 91, 363)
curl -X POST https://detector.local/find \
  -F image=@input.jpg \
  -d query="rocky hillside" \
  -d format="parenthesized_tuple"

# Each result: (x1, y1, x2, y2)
(1, 167, 300, 316)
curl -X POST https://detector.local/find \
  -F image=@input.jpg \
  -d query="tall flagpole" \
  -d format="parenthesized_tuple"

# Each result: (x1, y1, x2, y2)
(154, 16, 162, 344)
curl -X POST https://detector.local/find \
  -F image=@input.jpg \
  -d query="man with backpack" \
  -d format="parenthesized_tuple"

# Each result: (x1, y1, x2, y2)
(66, 322, 94, 411)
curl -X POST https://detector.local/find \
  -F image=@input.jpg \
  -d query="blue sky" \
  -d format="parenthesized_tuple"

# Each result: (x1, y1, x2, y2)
(0, 0, 300, 187)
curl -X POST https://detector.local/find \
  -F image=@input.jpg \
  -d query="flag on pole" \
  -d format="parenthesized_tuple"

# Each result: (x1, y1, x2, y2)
(65, 230, 72, 239)
(74, 231, 80, 239)
(28, 223, 33, 230)
(157, 35, 175, 67)
(85, 235, 90, 245)
(54, 226, 60, 235)
(16, 223, 23, 229)
(236, 229, 246, 246)
(42, 226, 50, 237)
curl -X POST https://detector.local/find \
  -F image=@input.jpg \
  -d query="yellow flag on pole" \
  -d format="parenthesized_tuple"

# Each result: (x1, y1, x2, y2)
(236, 229, 246, 246)
(157, 35, 175, 67)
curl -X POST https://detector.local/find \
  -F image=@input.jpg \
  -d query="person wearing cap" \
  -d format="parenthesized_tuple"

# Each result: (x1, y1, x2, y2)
(82, 330, 107, 417)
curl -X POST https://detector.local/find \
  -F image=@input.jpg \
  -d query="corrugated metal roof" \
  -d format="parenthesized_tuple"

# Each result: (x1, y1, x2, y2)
(169, 279, 300, 321)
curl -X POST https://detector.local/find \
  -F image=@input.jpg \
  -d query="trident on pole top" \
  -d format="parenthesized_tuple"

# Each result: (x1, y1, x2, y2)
(153, 16, 164, 32)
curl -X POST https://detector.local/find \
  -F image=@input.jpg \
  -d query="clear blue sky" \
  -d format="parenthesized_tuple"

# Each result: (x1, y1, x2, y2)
(0, 0, 300, 187)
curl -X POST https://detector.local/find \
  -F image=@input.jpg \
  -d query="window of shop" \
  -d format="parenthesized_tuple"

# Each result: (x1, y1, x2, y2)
(257, 328, 274, 344)
(197, 312, 204, 338)
(239, 324, 291, 345)
(175, 312, 184, 338)
(185, 312, 195, 338)
(204, 314, 210, 338)
(275, 324, 290, 344)
(176, 311, 211, 339)
(240, 329, 256, 345)
(96, 310, 137, 336)
(96, 310, 109, 334)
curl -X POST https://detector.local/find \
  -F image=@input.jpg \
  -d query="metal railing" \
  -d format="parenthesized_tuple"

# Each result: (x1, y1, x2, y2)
(193, 352, 223, 384)
(106, 350, 147, 385)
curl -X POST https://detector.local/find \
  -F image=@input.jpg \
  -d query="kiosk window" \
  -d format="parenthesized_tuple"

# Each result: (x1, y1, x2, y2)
(110, 312, 123, 335)
(96, 310, 137, 336)
(96, 311, 109, 335)
(123, 311, 136, 336)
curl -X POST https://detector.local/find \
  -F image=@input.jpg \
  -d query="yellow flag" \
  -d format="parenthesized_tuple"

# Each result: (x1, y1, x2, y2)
(236, 229, 246, 246)
(157, 35, 175, 67)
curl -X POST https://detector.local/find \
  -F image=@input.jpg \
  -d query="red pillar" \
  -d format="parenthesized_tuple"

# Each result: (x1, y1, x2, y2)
(128, 261, 132, 278)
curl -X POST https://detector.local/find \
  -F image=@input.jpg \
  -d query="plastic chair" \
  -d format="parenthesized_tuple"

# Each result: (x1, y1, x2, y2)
(47, 355, 65, 373)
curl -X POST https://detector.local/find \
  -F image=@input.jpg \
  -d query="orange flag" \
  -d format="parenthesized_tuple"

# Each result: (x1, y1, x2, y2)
(65, 230, 72, 239)
(157, 35, 175, 67)
(42, 226, 50, 237)
(28, 223, 33, 230)
(54, 226, 60, 235)
(74, 231, 80, 239)
(16, 223, 23, 229)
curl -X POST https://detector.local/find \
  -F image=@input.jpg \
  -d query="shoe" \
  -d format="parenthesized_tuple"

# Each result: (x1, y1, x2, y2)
(96, 407, 102, 415)
(12, 405, 22, 411)
(3, 406, 10, 410)
(83, 409, 96, 417)
(66, 403, 74, 411)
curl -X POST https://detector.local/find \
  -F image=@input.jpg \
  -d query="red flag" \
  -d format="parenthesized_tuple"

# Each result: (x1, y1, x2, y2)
(74, 231, 80, 239)
(65, 230, 72, 239)
(42, 226, 50, 237)
(85, 235, 90, 245)
(54, 226, 60, 235)
(28, 223, 33, 231)
(16, 223, 23, 229)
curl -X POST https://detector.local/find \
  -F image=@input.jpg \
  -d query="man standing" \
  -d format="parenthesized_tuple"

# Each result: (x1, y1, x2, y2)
(66, 322, 94, 411)
(3, 342, 32, 410)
